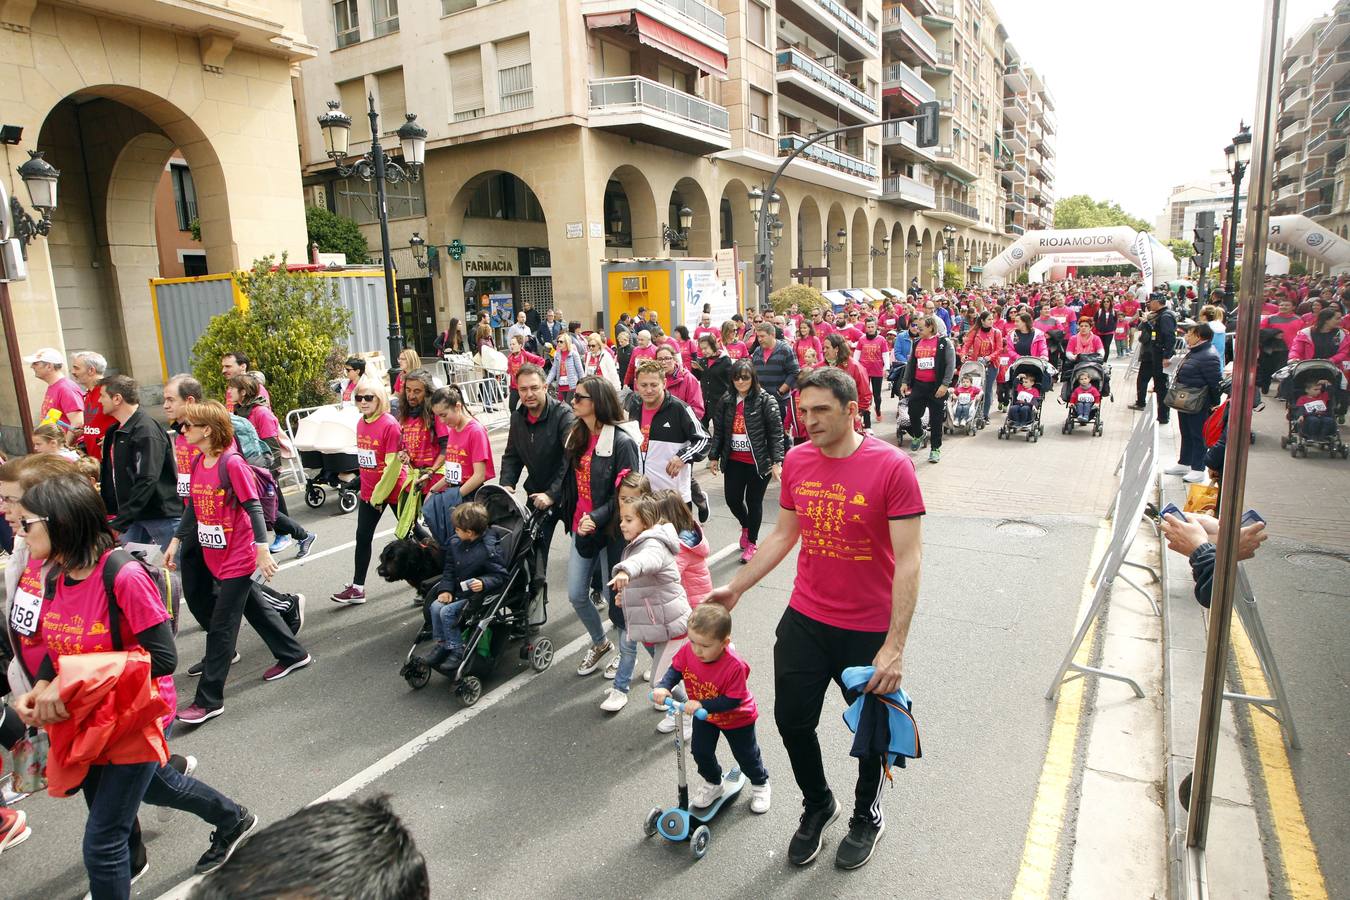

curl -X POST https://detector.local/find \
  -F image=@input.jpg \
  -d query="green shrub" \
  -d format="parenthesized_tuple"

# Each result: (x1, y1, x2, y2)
(768, 283, 830, 315)
(191, 254, 353, 419)
(306, 205, 370, 264)
(942, 261, 965, 290)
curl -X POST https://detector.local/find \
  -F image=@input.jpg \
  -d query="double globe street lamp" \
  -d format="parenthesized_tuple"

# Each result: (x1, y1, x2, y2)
(318, 96, 427, 382)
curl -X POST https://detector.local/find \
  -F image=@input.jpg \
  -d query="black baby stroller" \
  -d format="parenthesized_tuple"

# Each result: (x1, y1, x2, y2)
(1060, 356, 1110, 437)
(1277, 359, 1348, 459)
(998, 357, 1053, 442)
(399, 484, 555, 705)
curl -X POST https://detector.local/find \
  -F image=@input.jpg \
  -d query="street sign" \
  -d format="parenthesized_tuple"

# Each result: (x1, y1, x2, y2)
(714, 248, 736, 280)
(790, 267, 830, 278)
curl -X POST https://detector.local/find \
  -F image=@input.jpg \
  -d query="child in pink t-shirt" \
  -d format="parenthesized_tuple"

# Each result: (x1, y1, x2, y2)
(950, 374, 982, 427)
(652, 603, 770, 813)
(656, 491, 711, 606)
(1069, 372, 1102, 422)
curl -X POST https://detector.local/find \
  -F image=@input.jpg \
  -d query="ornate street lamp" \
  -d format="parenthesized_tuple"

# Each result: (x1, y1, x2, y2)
(409, 232, 427, 269)
(1222, 122, 1252, 300)
(10, 150, 60, 258)
(661, 205, 694, 248)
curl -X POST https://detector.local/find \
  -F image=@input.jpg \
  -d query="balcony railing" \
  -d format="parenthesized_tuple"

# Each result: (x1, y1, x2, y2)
(175, 197, 198, 232)
(806, 0, 879, 50)
(1311, 86, 1350, 120)
(1303, 201, 1332, 217)
(941, 197, 978, 220)
(1012, 160, 1027, 178)
(883, 4, 937, 60)
(588, 76, 730, 131)
(928, 48, 954, 68)
(882, 173, 936, 206)
(881, 119, 929, 151)
(925, 0, 955, 18)
(1004, 192, 1025, 209)
(1305, 165, 1327, 185)
(1004, 97, 1028, 118)
(652, 0, 725, 35)
(1314, 49, 1350, 83)
(882, 62, 936, 104)
(776, 48, 879, 115)
(1004, 222, 1025, 236)
(779, 133, 877, 180)
(1308, 128, 1330, 154)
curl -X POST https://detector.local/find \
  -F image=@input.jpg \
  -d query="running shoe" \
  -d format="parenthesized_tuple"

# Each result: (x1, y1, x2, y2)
(576, 640, 612, 676)
(330, 584, 366, 604)
(158, 755, 199, 823)
(692, 491, 710, 523)
(655, 711, 693, 741)
(282, 593, 306, 636)
(738, 528, 749, 551)
(740, 542, 757, 564)
(600, 687, 629, 712)
(788, 796, 840, 866)
(749, 782, 772, 814)
(177, 704, 224, 725)
(1164, 464, 1190, 476)
(263, 655, 312, 682)
(187, 652, 240, 677)
(589, 587, 605, 610)
(0, 808, 30, 854)
(689, 779, 723, 809)
(910, 437, 922, 452)
(194, 809, 259, 875)
(295, 533, 318, 559)
(834, 816, 885, 870)
(928, 449, 941, 464)
(1182, 470, 1207, 484)
(268, 535, 293, 554)
(602, 657, 620, 679)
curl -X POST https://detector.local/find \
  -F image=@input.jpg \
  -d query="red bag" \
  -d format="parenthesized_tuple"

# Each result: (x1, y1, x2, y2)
(1203, 400, 1228, 448)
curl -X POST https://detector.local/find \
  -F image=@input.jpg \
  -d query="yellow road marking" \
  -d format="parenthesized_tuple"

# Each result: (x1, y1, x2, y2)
(1230, 618, 1329, 900)
(1011, 523, 1112, 899)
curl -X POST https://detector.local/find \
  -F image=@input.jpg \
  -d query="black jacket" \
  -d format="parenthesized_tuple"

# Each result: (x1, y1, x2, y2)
(436, 529, 509, 601)
(100, 408, 184, 531)
(1138, 308, 1177, 362)
(554, 423, 641, 557)
(708, 388, 785, 477)
(499, 397, 575, 497)
(1173, 340, 1223, 409)
(901, 334, 957, 388)
(694, 353, 733, 420)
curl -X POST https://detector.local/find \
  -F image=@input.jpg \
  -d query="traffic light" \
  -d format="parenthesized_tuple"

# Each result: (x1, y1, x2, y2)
(754, 252, 768, 284)
(915, 101, 940, 148)
(1192, 211, 1217, 272)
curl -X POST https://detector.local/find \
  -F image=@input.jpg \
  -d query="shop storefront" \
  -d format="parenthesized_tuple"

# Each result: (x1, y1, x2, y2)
(460, 245, 553, 333)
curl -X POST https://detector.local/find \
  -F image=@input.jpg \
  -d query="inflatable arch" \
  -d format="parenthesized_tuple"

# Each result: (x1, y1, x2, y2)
(1267, 215, 1350, 272)
(981, 227, 1178, 287)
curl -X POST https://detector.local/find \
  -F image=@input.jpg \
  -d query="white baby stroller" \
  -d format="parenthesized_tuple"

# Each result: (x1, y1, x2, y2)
(943, 359, 988, 437)
(289, 403, 362, 513)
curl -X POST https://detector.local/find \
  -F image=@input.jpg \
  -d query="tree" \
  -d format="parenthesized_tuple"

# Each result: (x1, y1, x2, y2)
(942, 261, 965, 290)
(769, 283, 830, 315)
(1165, 239, 1194, 265)
(191, 254, 353, 419)
(306, 205, 370, 264)
(1053, 194, 1153, 234)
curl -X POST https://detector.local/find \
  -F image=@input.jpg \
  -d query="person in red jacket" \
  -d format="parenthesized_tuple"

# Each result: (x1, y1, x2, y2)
(506, 334, 545, 412)
(1068, 372, 1102, 422)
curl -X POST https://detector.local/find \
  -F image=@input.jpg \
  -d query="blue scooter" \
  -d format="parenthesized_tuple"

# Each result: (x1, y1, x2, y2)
(643, 696, 746, 860)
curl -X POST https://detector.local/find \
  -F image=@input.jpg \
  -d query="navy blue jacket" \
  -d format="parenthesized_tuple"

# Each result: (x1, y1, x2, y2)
(1174, 340, 1223, 409)
(436, 529, 508, 601)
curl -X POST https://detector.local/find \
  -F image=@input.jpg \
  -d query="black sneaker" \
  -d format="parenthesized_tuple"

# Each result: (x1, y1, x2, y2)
(787, 796, 840, 866)
(194, 808, 259, 875)
(834, 815, 885, 870)
(693, 492, 710, 523)
(187, 652, 240, 677)
(281, 594, 306, 636)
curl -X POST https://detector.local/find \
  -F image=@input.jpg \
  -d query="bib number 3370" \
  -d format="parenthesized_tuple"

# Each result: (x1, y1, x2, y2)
(198, 523, 227, 550)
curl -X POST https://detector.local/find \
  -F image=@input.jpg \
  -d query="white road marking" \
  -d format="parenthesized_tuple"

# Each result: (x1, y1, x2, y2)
(273, 528, 396, 574)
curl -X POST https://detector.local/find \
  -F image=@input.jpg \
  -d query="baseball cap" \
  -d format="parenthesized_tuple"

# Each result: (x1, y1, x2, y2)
(23, 348, 63, 366)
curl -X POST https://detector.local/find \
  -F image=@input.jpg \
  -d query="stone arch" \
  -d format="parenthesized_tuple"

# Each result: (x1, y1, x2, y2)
(825, 202, 847, 289)
(890, 220, 907, 288)
(920, 227, 936, 290)
(871, 217, 889, 289)
(796, 194, 823, 290)
(669, 176, 713, 258)
(850, 206, 870, 288)
(719, 177, 756, 251)
(598, 164, 660, 257)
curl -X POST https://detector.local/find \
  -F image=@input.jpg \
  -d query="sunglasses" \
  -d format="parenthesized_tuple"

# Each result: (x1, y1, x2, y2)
(355, 394, 376, 402)
(733, 374, 752, 382)
(20, 516, 48, 534)
(570, 393, 592, 403)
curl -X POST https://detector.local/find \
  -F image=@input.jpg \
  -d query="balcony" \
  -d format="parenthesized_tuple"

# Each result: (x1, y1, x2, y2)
(922, 0, 955, 25)
(1318, 5, 1350, 49)
(1004, 96, 1028, 122)
(1283, 84, 1312, 117)
(882, 4, 937, 66)
(1004, 223, 1025, 236)
(1004, 192, 1026, 210)
(1287, 54, 1313, 84)
(1036, 133, 1054, 157)
(932, 145, 978, 181)
(1305, 165, 1329, 187)
(882, 62, 936, 104)
(1314, 49, 1350, 85)
(1039, 157, 1055, 181)
(1277, 118, 1309, 150)
(1004, 63, 1029, 92)
(922, 48, 955, 72)
(1307, 126, 1331, 155)
(939, 196, 978, 220)
(588, 77, 730, 154)
(1303, 201, 1332, 217)
(882, 172, 936, 209)
(778, 0, 880, 60)
(1311, 86, 1350, 121)
(881, 119, 936, 160)
(776, 48, 879, 121)
(1001, 126, 1026, 152)
(1275, 182, 1303, 201)
(582, 0, 726, 46)
(778, 133, 877, 182)
(1040, 108, 1056, 134)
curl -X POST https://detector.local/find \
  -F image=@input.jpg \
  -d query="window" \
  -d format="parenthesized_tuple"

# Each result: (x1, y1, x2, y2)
(373, 0, 398, 36)
(170, 164, 198, 232)
(376, 68, 406, 132)
(749, 88, 771, 134)
(597, 40, 632, 78)
(334, 0, 360, 47)
(182, 253, 208, 277)
(496, 35, 534, 112)
(337, 77, 371, 142)
(442, 0, 474, 12)
(333, 176, 426, 224)
(449, 47, 485, 121)
(747, 1, 768, 47)
(466, 173, 544, 221)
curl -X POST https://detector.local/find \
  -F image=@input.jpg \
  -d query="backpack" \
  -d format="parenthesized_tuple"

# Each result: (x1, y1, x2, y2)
(39, 547, 181, 661)
(194, 449, 279, 528)
(1204, 400, 1228, 448)
(230, 413, 270, 465)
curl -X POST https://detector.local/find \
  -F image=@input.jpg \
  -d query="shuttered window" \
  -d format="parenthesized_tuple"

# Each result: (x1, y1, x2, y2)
(337, 77, 370, 142)
(496, 35, 533, 112)
(749, 87, 770, 134)
(376, 68, 406, 133)
(449, 48, 485, 121)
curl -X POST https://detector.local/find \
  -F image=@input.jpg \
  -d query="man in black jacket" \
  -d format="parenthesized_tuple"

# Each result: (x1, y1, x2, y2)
(1132, 294, 1177, 424)
(499, 364, 575, 597)
(98, 374, 184, 550)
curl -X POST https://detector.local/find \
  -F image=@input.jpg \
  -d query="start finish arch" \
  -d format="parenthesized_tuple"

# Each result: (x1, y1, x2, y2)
(981, 227, 1178, 287)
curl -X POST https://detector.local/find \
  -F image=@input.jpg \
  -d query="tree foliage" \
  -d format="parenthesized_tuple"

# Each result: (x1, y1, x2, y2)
(1164, 239, 1194, 264)
(305, 205, 370, 264)
(1053, 194, 1153, 234)
(942, 261, 965, 290)
(768, 283, 831, 315)
(191, 255, 353, 419)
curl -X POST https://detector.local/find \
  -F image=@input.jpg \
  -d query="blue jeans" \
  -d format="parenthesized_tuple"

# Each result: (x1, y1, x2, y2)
(567, 539, 611, 645)
(614, 637, 687, 697)
(141, 723, 244, 832)
(120, 517, 179, 552)
(432, 598, 468, 650)
(81, 761, 158, 900)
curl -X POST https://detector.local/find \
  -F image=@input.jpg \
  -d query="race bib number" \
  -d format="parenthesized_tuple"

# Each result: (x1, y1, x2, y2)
(356, 447, 378, 469)
(917, 357, 935, 370)
(1115, 326, 1127, 338)
(84, 426, 100, 439)
(9, 587, 41, 637)
(998, 356, 1010, 366)
(443, 461, 463, 485)
(1053, 316, 1067, 326)
(197, 523, 227, 550)
(559, 375, 571, 387)
(1305, 400, 1328, 414)
(1017, 391, 1034, 403)
(731, 433, 751, 453)
(176, 473, 191, 497)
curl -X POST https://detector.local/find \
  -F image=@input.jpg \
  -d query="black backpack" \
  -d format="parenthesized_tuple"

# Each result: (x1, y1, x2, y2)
(41, 548, 182, 655)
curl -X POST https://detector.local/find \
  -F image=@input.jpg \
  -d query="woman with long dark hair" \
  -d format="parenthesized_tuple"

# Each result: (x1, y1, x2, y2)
(396, 369, 447, 495)
(437, 317, 467, 356)
(551, 375, 639, 678)
(707, 361, 784, 563)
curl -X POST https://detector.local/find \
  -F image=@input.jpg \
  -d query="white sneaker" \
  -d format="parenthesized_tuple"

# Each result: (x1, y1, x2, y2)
(603, 657, 620, 680)
(689, 779, 724, 809)
(1164, 464, 1190, 476)
(600, 688, 629, 713)
(656, 710, 679, 733)
(1182, 470, 1208, 484)
(642, 669, 651, 683)
(749, 782, 772, 814)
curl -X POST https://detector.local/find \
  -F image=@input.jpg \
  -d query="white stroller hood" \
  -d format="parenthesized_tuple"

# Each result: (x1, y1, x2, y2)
(293, 404, 360, 454)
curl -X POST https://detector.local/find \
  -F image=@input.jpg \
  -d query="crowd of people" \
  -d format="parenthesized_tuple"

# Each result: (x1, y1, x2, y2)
(4, 267, 1347, 896)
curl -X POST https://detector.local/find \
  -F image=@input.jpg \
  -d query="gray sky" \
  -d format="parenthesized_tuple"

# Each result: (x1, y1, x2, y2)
(993, 0, 1332, 224)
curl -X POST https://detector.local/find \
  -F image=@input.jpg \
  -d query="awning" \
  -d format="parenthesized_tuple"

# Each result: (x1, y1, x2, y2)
(879, 288, 903, 300)
(585, 11, 728, 78)
(842, 289, 867, 303)
(861, 288, 887, 302)
(822, 289, 850, 310)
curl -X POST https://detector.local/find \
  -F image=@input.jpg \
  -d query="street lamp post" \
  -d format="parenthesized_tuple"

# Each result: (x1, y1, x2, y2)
(1223, 123, 1252, 303)
(318, 96, 427, 384)
(661, 206, 694, 249)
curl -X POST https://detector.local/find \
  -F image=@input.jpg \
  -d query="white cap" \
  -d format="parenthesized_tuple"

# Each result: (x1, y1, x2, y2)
(23, 348, 63, 366)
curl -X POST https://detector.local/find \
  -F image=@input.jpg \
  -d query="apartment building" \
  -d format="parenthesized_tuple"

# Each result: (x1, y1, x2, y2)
(299, 0, 1052, 342)
(1273, 2, 1350, 272)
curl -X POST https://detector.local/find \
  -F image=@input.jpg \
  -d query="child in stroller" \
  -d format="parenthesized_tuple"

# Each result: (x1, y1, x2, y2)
(1008, 374, 1041, 426)
(419, 502, 508, 675)
(1061, 363, 1106, 437)
(1279, 358, 1349, 458)
(948, 374, 982, 432)
(999, 357, 1052, 442)
(1293, 381, 1336, 439)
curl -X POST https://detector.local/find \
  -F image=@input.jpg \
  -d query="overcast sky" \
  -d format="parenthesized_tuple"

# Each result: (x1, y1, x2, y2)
(993, 0, 1333, 223)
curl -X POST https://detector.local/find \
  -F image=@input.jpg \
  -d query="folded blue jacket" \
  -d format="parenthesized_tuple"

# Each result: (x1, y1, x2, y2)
(841, 666, 921, 774)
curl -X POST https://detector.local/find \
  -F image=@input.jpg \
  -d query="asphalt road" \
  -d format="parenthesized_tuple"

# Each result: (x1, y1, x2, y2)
(4, 385, 1156, 899)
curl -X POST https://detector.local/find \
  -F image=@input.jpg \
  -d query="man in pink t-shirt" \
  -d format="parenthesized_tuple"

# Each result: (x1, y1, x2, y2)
(26, 347, 85, 429)
(709, 365, 924, 870)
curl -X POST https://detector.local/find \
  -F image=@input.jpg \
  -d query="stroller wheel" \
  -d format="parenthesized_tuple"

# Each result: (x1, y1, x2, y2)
(1062, 423, 1070, 434)
(529, 637, 554, 672)
(457, 675, 484, 706)
(402, 657, 432, 690)
(643, 807, 662, 838)
(690, 825, 711, 860)
(1280, 435, 1289, 449)
(338, 489, 359, 514)
(304, 485, 326, 509)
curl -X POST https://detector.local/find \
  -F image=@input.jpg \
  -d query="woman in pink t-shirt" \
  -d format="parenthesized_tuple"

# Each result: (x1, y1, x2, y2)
(429, 385, 495, 501)
(397, 369, 448, 496)
(227, 375, 314, 557)
(720, 321, 749, 361)
(164, 401, 310, 723)
(332, 379, 407, 605)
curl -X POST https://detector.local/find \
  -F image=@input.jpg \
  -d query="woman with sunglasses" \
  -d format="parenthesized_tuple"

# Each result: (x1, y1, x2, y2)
(707, 361, 784, 564)
(582, 332, 621, 391)
(331, 379, 407, 605)
(165, 402, 310, 724)
(551, 375, 639, 677)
